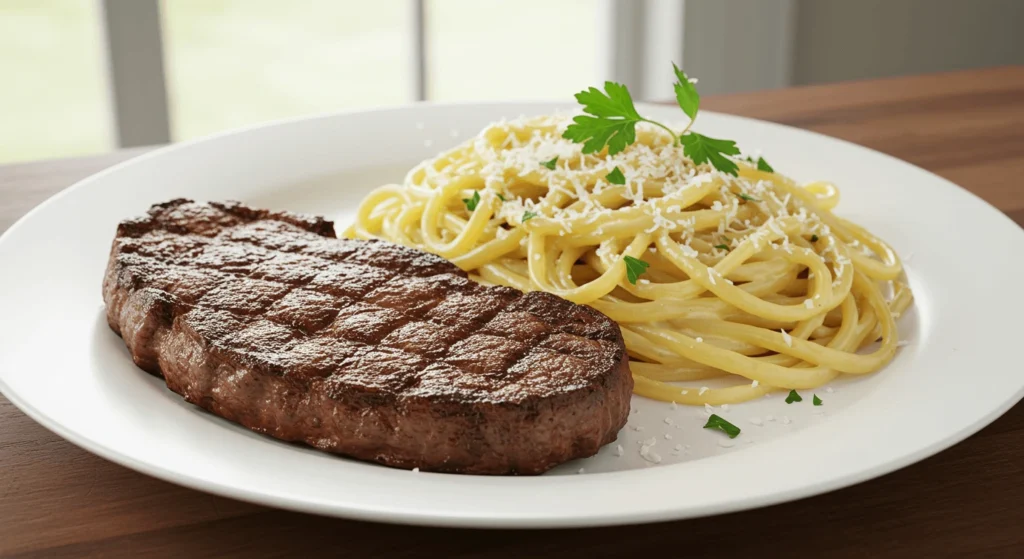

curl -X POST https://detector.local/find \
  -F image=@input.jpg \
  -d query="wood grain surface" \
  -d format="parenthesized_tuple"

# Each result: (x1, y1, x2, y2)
(1, 66, 1022, 558)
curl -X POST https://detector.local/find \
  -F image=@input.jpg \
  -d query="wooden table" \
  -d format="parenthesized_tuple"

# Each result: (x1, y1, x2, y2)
(2, 66, 1023, 558)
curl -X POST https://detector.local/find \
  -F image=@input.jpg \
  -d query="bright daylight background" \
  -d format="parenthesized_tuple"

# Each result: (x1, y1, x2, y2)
(0, 0, 597, 164)
(2, 0, 1022, 165)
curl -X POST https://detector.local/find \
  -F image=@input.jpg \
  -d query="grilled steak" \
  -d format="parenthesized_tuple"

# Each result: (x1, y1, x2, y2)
(102, 199, 632, 475)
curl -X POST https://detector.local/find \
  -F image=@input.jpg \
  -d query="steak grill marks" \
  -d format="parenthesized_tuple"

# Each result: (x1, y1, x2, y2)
(103, 199, 632, 474)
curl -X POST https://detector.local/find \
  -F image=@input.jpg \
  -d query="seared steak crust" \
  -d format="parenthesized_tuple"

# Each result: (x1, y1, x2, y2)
(102, 199, 632, 474)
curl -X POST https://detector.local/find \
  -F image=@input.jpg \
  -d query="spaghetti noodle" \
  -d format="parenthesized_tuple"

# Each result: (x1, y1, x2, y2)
(345, 116, 913, 405)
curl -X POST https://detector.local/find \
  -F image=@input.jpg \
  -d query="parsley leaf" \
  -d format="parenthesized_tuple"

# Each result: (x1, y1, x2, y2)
(672, 63, 699, 121)
(462, 191, 480, 211)
(713, 244, 730, 251)
(623, 255, 650, 285)
(680, 133, 740, 176)
(810, 234, 819, 242)
(496, 193, 507, 201)
(703, 414, 741, 438)
(563, 65, 757, 178)
(563, 80, 681, 154)
(522, 210, 538, 222)
(785, 390, 803, 404)
(813, 394, 823, 406)
(737, 193, 760, 202)
(541, 156, 558, 170)
(562, 82, 643, 155)
(606, 166, 626, 185)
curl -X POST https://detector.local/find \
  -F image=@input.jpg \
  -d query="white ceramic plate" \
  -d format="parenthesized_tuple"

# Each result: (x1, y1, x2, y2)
(2, 103, 1023, 528)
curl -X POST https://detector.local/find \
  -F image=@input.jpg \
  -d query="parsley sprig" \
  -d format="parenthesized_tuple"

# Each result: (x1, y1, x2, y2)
(563, 63, 745, 176)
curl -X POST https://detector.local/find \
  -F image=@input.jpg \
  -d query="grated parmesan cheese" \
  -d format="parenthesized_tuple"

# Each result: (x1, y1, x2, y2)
(639, 438, 661, 464)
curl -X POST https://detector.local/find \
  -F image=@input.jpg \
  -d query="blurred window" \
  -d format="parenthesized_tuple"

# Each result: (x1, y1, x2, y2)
(0, 0, 600, 163)
(426, 0, 598, 101)
(161, 0, 412, 141)
(0, 0, 110, 164)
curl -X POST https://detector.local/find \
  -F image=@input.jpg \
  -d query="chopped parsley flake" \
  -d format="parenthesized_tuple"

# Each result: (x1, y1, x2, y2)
(785, 390, 803, 404)
(623, 255, 650, 285)
(496, 193, 507, 201)
(703, 414, 741, 438)
(541, 156, 558, 170)
(713, 244, 730, 251)
(737, 193, 760, 203)
(462, 191, 480, 211)
(810, 234, 819, 242)
(756, 156, 774, 173)
(522, 210, 538, 222)
(606, 166, 626, 185)
(813, 394, 823, 406)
